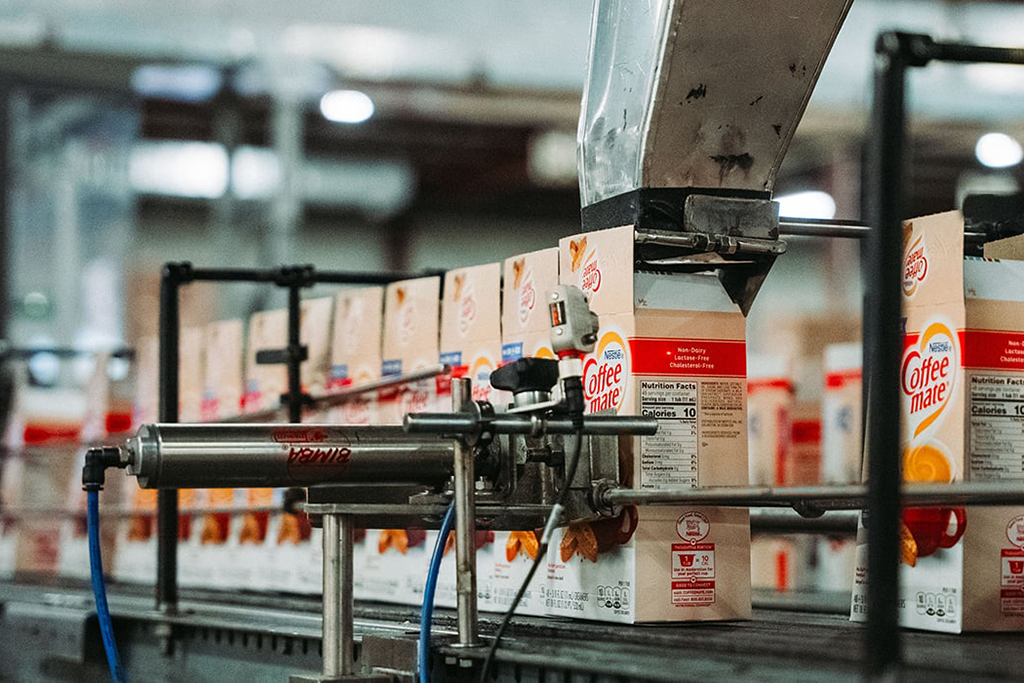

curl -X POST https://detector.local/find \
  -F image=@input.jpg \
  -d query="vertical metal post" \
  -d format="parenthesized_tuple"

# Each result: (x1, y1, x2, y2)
(451, 377, 479, 647)
(864, 32, 918, 679)
(156, 263, 186, 613)
(321, 513, 355, 678)
(287, 282, 303, 424)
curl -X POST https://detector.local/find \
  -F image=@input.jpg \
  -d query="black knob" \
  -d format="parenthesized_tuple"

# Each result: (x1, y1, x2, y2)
(490, 357, 559, 394)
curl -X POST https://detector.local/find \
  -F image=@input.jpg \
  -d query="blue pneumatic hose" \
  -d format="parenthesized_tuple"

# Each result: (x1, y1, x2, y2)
(419, 503, 456, 683)
(87, 489, 127, 683)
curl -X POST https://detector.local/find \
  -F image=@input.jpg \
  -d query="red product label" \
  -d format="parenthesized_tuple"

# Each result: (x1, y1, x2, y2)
(747, 378, 794, 393)
(825, 369, 862, 389)
(628, 338, 746, 377)
(792, 420, 822, 445)
(963, 330, 1024, 372)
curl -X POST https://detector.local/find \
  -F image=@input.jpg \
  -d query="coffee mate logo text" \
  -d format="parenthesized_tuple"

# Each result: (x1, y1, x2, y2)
(901, 320, 958, 438)
(903, 235, 929, 296)
(517, 271, 536, 326)
(569, 236, 601, 296)
(583, 331, 628, 412)
(398, 297, 416, 347)
(470, 354, 495, 402)
(458, 287, 477, 336)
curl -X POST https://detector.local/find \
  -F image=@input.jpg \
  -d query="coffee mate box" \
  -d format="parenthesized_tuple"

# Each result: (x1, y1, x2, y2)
(380, 277, 442, 423)
(851, 210, 1024, 632)
(441, 263, 504, 406)
(548, 226, 751, 623)
(186, 321, 243, 589)
(818, 343, 861, 593)
(328, 287, 384, 425)
(495, 248, 559, 616)
(746, 355, 808, 593)
(747, 354, 794, 488)
(437, 264, 502, 609)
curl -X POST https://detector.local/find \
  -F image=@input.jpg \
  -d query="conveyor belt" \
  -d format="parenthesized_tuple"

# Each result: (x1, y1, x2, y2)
(1, 579, 1021, 682)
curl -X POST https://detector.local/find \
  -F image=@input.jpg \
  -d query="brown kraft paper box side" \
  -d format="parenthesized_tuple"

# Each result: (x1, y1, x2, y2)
(851, 210, 1024, 632)
(379, 276, 442, 425)
(548, 225, 751, 624)
(493, 247, 560, 617)
(328, 287, 384, 426)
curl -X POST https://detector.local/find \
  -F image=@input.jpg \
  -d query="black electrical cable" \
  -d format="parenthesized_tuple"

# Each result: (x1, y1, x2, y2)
(477, 425, 584, 683)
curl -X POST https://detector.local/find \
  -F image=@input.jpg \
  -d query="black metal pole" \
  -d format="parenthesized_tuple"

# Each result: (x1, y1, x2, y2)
(286, 282, 303, 424)
(156, 262, 190, 612)
(864, 32, 930, 679)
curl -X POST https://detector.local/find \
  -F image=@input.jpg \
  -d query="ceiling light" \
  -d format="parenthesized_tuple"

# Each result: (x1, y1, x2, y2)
(775, 190, 837, 220)
(320, 90, 375, 124)
(975, 132, 1023, 169)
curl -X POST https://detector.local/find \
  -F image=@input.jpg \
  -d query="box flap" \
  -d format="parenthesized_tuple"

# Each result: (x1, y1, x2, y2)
(441, 263, 501, 351)
(383, 276, 440, 368)
(902, 211, 964, 308)
(634, 271, 739, 313)
(965, 257, 1024, 304)
(503, 248, 559, 337)
(560, 226, 635, 317)
(984, 232, 1024, 261)
(332, 287, 383, 382)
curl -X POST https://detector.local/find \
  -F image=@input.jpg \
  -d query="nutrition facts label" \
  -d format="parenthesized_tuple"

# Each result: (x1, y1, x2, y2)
(639, 381, 698, 489)
(969, 374, 1024, 481)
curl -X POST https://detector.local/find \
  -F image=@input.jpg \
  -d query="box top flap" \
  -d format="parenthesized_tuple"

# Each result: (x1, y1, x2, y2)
(441, 262, 501, 350)
(332, 287, 383, 368)
(965, 257, 1024, 304)
(984, 232, 1024, 261)
(383, 276, 440, 364)
(503, 248, 559, 337)
(634, 271, 740, 314)
(902, 211, 964, 308)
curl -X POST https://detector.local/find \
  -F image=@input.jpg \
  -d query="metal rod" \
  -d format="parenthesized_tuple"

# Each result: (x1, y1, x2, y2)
(185, 266, 422, 286)
(599, 481, 1024, 509)
(451, 377, 479, 647)
(750, 509, 859, 535)
(404, 413, 658, 437)
(217, 365, 453, 423)
(865, 32, 908, 678)
(321, 513, 345, 677)
(156, 264, 182, 613)
(929, 40, 1024, 65)
(286, 283, 303, 424)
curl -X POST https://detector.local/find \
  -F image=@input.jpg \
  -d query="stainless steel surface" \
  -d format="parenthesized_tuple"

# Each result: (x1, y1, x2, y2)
(403, 413, 658, 437)
(451, 377, 479, 647)
(125, 423, 454, 489)
(322, 514, 343, 678)
(601, 481, 1024, 510)
(778, 217, 988, 242)
(340, 517, 356, 675)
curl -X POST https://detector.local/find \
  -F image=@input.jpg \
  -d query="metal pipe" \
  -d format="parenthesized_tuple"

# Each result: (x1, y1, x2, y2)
(156, 264, 183, 613)
(404, 413, 658, 437)
(286, 283, 304, 424)
(750, 509, 859, 535)
(124, 423, 455, 489)
(865, 32, 909, 678)
(184, 266, 422, 286)
(599, 482, 1024, 509)
(451, 377, 479, 647)
(321, 513, 344, 677)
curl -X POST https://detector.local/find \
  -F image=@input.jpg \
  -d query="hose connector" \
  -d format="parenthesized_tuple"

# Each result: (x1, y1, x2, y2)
(82, 447, 126, 492)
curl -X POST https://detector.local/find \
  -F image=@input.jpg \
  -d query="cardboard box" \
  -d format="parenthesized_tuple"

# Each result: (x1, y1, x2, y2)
(851, 210, 1024, 632)
(547, 226, 751, 623)
(747, 354, 794, 487)
(436, 264, 503, 608)
(495, 248, 560, 615)
(380, 277, 442, 423)
(328, 287, 384, 425)
(821, 343, 863, 485)
(243, 309, 288, 414)
(300, 297, 334, 421)
(818, 343, 861, 593)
